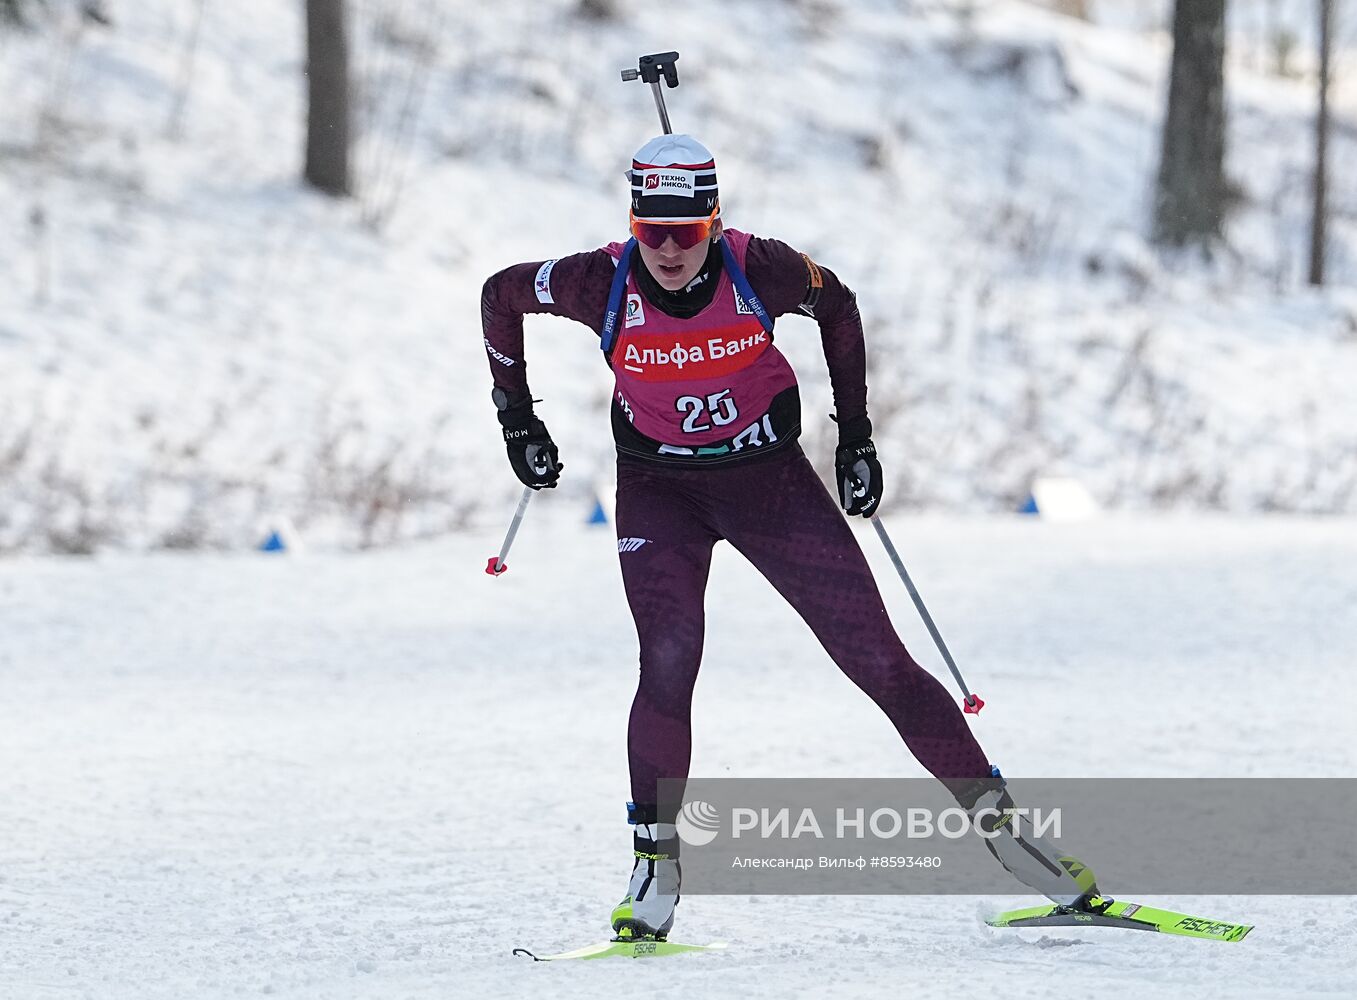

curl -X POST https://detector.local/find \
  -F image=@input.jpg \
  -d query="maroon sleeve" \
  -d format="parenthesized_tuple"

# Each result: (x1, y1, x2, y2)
(744, 236, 868, 427)
(479, 249, 616, 405)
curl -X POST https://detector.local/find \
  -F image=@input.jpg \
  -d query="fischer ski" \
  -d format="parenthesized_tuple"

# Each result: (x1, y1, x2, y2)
(988, 899, 1253, 942)
(513, 939, 729, 961)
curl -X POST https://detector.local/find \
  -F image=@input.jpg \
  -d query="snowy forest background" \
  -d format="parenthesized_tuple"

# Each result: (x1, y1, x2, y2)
(1, 0, 1355, 553)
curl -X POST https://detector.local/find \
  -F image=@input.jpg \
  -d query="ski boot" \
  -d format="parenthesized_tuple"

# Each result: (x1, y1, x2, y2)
(951, 766, 1105, 911)
(610, 803, 680, 941)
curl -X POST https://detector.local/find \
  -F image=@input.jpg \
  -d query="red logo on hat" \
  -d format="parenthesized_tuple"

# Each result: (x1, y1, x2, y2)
(644, 174, 661, 190)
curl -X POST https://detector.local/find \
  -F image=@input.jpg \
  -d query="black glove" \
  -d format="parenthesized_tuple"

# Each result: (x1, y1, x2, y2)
(834, 414, 882, 517)
(495, 390, 563, 490)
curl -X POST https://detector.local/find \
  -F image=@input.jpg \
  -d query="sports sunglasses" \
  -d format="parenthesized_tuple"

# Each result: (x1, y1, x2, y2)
(629, 207, 720, 251)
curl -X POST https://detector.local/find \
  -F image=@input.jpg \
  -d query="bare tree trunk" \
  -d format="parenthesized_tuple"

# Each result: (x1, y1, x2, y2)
(304, 0, 351, 197)
(1308, 0, 1333, 287)
(1153, 0, 1228, 249)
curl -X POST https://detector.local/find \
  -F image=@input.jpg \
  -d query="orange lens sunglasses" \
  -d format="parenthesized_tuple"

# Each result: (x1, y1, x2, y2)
(629, 207, 720, 250)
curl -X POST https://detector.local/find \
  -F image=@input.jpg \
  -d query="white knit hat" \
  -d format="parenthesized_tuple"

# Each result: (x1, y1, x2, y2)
(629, 134, 720, 221)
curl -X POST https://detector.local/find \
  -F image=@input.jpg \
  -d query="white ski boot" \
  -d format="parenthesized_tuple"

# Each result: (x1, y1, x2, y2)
(610, 804, 680, 940)
(953, 768, 1104, 910)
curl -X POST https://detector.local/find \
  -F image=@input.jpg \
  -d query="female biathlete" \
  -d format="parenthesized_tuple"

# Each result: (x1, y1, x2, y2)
(480, 134, 1096, 941)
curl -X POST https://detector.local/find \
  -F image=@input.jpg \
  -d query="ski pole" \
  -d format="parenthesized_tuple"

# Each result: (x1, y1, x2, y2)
(870, 515, 985, 715)
(621, 51, 680, 135)
(485, 486, 534, 577)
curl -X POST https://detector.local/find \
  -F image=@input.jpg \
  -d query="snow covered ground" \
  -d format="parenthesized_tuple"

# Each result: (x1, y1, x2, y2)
(3, 514, 1355, 997)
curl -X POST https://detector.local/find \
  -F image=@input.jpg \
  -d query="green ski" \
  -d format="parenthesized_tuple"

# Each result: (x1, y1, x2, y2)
(988, 899, 1253, 942)
(513, 939, 729, 961)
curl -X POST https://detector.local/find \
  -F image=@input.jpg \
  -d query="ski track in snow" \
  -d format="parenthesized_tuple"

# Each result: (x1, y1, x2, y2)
(2, 515, 1355, 998)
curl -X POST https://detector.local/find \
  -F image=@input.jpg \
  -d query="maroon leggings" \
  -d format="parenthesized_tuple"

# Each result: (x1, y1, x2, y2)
(615, 445, 991, 806)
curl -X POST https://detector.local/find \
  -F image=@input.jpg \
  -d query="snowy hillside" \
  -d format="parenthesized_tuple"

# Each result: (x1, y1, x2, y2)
(2, 0, 1356, 552)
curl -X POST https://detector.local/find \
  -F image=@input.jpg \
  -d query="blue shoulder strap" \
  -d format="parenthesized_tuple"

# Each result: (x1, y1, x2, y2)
(719, 237, 775, 336)
(600, 239, 637, 354)
(601, 236, 774, 355)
